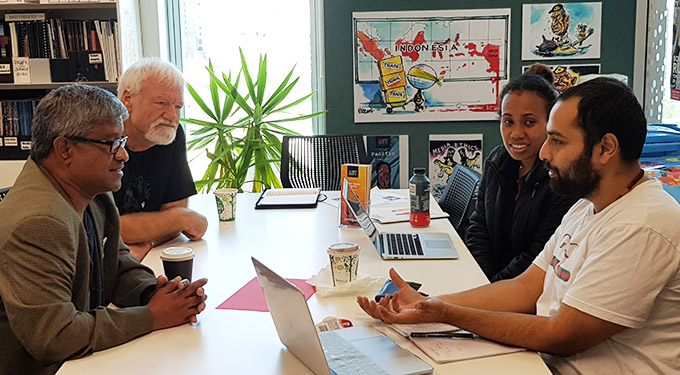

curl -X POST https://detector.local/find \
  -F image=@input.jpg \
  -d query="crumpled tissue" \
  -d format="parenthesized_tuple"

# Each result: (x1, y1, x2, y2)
(308, 265, 386, 298)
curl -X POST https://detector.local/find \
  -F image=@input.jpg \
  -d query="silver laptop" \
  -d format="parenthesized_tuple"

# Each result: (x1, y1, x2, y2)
(343, 179, 458, 260)
(252, 257, 433, 375)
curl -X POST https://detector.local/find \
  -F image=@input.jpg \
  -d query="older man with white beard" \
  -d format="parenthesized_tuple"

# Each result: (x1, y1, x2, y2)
(114, 58, 207, 260)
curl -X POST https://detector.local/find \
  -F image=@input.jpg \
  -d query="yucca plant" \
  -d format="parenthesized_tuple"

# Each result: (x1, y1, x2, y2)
(182, 48, 324, 193)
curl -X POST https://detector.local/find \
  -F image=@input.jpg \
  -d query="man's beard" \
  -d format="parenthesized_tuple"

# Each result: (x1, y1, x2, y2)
(145, 118, 178, 145)
(546, 151, 601, 199)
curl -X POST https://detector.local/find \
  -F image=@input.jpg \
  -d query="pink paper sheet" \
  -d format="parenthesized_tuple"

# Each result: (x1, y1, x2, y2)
(217, 277, 316, 312)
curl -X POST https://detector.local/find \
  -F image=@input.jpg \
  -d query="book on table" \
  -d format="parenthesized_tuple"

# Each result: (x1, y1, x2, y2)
(254, 187, 321, 209)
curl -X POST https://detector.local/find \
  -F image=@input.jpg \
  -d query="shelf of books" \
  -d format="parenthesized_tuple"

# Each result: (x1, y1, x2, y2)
(0, 0, 120, 160)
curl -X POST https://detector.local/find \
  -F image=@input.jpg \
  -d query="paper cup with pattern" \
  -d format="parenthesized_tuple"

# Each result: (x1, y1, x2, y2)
(214, 188, 238, 221)
(327, 242, 360, 286)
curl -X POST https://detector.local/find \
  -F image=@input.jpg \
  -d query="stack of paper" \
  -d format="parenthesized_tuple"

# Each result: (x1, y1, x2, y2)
(387, 323, 526, 364)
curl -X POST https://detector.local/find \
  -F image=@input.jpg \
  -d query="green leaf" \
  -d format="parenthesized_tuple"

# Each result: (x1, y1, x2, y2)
(186, 82, 217, 122)
(239, 47, 258, 105)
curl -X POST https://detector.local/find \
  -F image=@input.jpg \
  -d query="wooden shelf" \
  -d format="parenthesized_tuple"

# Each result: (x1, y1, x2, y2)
(0, 3, 116, 11)
(0, 81, 118, 90)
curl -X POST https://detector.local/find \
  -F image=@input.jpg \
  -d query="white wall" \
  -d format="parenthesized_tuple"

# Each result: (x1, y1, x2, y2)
(0, 160, 25, 188)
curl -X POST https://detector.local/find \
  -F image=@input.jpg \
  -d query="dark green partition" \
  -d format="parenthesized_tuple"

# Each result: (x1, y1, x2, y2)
(323, 0, 637, 172)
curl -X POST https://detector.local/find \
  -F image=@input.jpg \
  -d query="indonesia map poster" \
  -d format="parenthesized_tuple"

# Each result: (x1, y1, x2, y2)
(353, 9, 510, 123)
(364, 135, 409, 189)
(429, 134, 483, 200)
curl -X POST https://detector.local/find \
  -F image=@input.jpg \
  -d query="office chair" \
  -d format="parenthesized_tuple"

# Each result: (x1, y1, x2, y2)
(438, 165, 481, 242)
(280, 134, 369, 191)
(0, 187, 10, 203)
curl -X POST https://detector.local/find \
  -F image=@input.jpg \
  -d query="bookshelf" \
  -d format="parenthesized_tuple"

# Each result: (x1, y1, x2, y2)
(0, 1, 121, 161)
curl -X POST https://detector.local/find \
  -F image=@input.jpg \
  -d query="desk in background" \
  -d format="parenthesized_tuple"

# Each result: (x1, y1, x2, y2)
(58, 192, 551, 375)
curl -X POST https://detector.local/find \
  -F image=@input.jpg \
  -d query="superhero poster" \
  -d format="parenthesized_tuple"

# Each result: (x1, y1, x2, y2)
(353, 9, 510, 122)
(364, 135, 409, 189)
(428, 134, 483, 200)
(522, 64, 600, 92)
(521, 2, 602, 60)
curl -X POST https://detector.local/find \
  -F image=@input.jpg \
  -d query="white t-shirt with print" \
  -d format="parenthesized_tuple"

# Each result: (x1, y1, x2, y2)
(533, 179, 680, 374)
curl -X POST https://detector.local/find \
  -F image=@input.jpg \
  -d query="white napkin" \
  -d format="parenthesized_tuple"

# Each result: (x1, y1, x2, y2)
(308, 265, 386, 297)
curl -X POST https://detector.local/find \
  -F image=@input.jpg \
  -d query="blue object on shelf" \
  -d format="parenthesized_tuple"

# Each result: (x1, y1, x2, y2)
(641, 124, 680, 204)
(642, 123, 680, 157)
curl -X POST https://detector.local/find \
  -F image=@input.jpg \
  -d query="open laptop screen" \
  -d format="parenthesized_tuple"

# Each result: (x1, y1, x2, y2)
(343, 179, 379, 247)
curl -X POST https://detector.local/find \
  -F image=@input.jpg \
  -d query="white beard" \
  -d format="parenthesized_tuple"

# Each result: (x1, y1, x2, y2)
(145, 118, 177, 145)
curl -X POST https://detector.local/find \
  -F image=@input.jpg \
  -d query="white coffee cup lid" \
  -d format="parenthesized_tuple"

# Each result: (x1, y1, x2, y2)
(160, 247, 195, 261)
(328, 242, 359, 252)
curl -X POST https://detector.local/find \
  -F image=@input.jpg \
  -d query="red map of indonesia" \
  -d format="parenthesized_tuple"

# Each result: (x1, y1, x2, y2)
(356, 29, 502, 113)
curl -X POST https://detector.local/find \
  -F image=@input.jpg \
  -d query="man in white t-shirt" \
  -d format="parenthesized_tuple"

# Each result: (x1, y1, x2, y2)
(357, 78, 680, 374)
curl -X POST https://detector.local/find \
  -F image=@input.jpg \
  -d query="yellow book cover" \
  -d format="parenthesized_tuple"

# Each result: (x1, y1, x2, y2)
(376, 56, 404, 76)
(379, 71, 407, 91)
(340, 164, 372, 227)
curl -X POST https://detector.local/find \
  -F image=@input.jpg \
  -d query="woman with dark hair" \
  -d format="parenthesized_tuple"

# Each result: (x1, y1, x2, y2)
(466, 64, 577, 282)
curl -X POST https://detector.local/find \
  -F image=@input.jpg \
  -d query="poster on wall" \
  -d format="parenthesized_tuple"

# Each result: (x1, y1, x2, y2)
(521, 2, 602, 61)
(428, 134, 483, 200)
(671, 0, 680, 100)
(364, 135, 409, 189)
(353, 9, 510, 123)
(522, 64, 600, 92)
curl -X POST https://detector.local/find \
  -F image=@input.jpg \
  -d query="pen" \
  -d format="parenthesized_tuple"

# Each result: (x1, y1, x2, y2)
(410, 330, 474, 338)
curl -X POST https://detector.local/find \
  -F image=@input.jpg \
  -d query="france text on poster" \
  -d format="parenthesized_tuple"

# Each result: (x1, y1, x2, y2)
(429, 134, 483, 200)
(521, 2, 602, 61)
(353, 9, 510, 123)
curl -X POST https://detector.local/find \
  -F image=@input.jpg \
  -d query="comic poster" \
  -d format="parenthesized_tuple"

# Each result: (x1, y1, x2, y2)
(353, 9, 511, 122)
(671, 0, 680, 100)
(429, 134, 483, 200)
(522, 64, 600, 92)
(522, 3, 602, 60)
(364, 135, 409, 189)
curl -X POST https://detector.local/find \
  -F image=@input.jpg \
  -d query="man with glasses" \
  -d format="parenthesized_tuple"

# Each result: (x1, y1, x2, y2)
(114, 58, 207, 260)
(0, 85, 208, 375)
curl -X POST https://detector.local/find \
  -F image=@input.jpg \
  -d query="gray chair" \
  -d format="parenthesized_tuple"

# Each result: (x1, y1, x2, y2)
(438, 165, 481, 242)
(0, 187, 10, 203)
(280, 135, 369, 191)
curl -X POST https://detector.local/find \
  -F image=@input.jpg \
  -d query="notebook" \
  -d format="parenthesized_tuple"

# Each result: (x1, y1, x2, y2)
(252, 257, 433, 375)
(254, 187, 321, 209)
(342, 179, 458, 260)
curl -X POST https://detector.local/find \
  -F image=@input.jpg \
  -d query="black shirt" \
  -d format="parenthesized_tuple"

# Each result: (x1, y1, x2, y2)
(114, 126, 197, 214)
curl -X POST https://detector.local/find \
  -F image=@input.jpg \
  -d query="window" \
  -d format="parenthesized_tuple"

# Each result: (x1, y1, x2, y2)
(174, 0, 318, 179)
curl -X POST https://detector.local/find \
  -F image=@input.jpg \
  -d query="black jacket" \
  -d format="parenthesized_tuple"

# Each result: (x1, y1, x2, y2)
(465, 145, 576, 282)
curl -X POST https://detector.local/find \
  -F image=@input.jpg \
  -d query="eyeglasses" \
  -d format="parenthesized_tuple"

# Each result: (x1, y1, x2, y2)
(67, 136, 128, 155)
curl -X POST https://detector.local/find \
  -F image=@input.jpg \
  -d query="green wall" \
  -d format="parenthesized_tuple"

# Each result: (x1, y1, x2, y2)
(323, 0, 637, 172)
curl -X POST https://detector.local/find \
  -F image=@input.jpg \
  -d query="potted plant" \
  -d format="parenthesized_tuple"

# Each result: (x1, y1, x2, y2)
(181, 48, 324, 193)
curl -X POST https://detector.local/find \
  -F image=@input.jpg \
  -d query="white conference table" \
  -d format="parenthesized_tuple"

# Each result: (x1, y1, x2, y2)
(58, 192, 551, 375)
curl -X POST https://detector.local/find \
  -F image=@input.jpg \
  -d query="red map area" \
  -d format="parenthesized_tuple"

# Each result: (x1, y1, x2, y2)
(431, 38, 453, 59)
(395, 31, 426, 61)
(357, 31, 387, 61)
(463, 42, 501, 113)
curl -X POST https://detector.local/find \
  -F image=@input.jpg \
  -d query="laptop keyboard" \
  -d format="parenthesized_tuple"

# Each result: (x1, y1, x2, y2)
(319, 331, 389, 375)
(383, 233, 424, 256)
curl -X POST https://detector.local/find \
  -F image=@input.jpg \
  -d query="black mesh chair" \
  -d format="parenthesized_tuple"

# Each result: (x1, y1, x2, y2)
(280, 135, 369, 191)
(438, 165, 482, 241)
(0, 187, 10, 203)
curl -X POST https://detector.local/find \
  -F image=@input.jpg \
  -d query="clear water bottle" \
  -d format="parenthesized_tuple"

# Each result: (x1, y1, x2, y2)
(409, 167, 430, 227)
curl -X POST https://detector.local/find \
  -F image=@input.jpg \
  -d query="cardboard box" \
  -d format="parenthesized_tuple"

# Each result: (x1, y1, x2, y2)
(340, 164, 372, 227)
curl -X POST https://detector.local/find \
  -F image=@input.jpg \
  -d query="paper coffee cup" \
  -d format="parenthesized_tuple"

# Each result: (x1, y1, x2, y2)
(160, 247, 195, 281)
(214, 188, 238, 221)
(327, 242, 360, 286)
